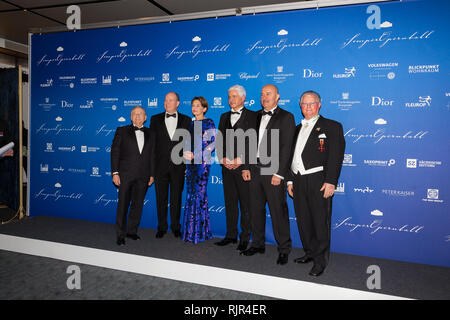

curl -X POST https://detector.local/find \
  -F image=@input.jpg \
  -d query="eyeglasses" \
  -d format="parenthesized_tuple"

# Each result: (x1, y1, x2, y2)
(300, 102, 319, 107)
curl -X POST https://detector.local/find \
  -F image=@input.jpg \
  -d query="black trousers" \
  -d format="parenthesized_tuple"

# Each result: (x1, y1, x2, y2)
(222, 168, 251, 242)
(116, 176, 149, 237)
(154, 166, 185, 232)
(292, 171, 332, 269)
(249, 166, 291, 254)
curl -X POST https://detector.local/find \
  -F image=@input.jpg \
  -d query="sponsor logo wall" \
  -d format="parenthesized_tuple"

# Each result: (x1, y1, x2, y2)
(30, 0, 449, 267)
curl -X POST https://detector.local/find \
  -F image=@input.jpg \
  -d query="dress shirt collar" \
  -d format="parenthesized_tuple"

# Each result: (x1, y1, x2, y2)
(301, 114, 320, 126)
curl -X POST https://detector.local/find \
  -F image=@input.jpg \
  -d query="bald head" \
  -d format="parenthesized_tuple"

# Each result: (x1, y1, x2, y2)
(164, 91, 180, 114)
(261, 84, 280, 110)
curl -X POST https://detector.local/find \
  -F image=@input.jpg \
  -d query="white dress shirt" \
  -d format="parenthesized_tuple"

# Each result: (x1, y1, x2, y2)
(257, 106, 277, 158)
(230, 107, 244, 127)
(165, 111, 178, 140)
(257, 106, 284, 179)
(134, 126, 144, 154)
(288, 115, 323, 185)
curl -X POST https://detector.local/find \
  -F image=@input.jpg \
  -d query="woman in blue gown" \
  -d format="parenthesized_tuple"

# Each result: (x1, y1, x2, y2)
(181, 96, 216, 244)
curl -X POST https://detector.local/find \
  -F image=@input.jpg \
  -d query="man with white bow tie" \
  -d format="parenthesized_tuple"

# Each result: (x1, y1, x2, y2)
(287, 90, 345, 277)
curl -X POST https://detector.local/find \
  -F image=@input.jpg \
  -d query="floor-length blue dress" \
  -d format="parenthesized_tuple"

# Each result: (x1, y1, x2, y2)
(181, 118, 216, 243)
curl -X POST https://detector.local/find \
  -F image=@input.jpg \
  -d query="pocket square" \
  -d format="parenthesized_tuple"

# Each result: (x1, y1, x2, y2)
(318, 133, 327, 138)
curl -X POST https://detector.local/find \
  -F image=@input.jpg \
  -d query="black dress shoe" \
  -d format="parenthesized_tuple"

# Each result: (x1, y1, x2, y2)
(156, 230, 166, 239)
(126, 234, 141, 240)
(173, 230, 181, 238)
(116, 237, 125, 246)
(277, 253, 289, 265)
(294, 255, 313, 264)
(309, 265, 325, 277)
(236, 241, 249, 251)
(214, 238, 237, 246)
(241, 247, 265, 256)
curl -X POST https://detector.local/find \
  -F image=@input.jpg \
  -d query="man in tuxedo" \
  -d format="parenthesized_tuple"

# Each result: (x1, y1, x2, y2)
(111, 106, 155, 245)
(149, 92, 191, 239)
(215, 85, 257, 251)
(241, 84, 295, 265)
(287, 90, 345, 276)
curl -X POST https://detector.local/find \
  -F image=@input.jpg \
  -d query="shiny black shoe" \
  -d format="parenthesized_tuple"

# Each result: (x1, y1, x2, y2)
(126, 234, 141, 241)
(173, 230, 181, 238)
(241, 247, 265, 256)
(277, 253, 289, 265)
(236, 241, 249, 251)
(294, 255, 313, 264)
(214, 238, 237, 246)
(309, 265, 325, 277)
(155, 230, 166, 239)
(116, 237, 125, 246)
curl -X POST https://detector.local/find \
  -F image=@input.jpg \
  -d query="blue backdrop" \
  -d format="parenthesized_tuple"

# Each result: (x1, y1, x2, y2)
(29, 0, 450, 267)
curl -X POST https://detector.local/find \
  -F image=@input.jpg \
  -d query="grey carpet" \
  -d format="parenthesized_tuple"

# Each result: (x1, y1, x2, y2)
(0, 214, 449, 300)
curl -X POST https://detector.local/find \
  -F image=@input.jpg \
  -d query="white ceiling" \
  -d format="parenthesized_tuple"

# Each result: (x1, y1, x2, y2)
(0, 0, 313, 45)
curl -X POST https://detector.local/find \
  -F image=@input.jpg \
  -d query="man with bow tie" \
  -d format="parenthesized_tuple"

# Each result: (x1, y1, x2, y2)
(241, 84, 295, 266)
(215, 85, 257, 251)
(111, 106, 155, 245)
(149, 92, 191, 239)
(287, 90, 345, 276)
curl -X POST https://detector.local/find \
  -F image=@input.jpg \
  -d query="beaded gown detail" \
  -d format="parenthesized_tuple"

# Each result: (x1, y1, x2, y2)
(181, 118, 216, 243)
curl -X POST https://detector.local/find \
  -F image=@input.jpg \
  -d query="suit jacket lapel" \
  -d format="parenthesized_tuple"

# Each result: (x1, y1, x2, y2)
(129, 125, 140, 154)
(265, 106, 280, 131)
(159, 113, 171, 141)
(232, 108, 246, 129)
(304, 115, 323, 152)
(142, 127, 149, 151)
(256, 110, 262, 142)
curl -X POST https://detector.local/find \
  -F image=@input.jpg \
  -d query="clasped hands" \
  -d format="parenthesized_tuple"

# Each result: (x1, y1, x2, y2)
(221, 157, 242, 170)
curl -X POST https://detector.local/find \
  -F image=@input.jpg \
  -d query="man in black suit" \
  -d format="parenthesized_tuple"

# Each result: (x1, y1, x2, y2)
(215, 85, 257, 251)
(241, 84, 295, 265)
(149, 92, 191, 239)
(287, 90, 345, 276)
(111, 106, 155, 245)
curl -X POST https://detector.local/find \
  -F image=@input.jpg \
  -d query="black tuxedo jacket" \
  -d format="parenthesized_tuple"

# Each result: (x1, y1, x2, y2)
(288, 115, 345, 186)
(110, 125, 155, 180)
(217, 108, 258, 171)
(149, 112, 191, 174)
(255, 106, 296, 178)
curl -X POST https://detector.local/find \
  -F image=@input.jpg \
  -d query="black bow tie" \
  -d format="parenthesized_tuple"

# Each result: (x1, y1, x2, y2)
(166, 113, 176, 118)
(231, 111, 241, 115)
(134, 126, 145, 132)
(262, 110, 273, 116)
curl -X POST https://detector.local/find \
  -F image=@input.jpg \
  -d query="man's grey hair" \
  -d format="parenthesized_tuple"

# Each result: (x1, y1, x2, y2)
(300, 90, 321, 104)
(228, 85, 246, 98)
